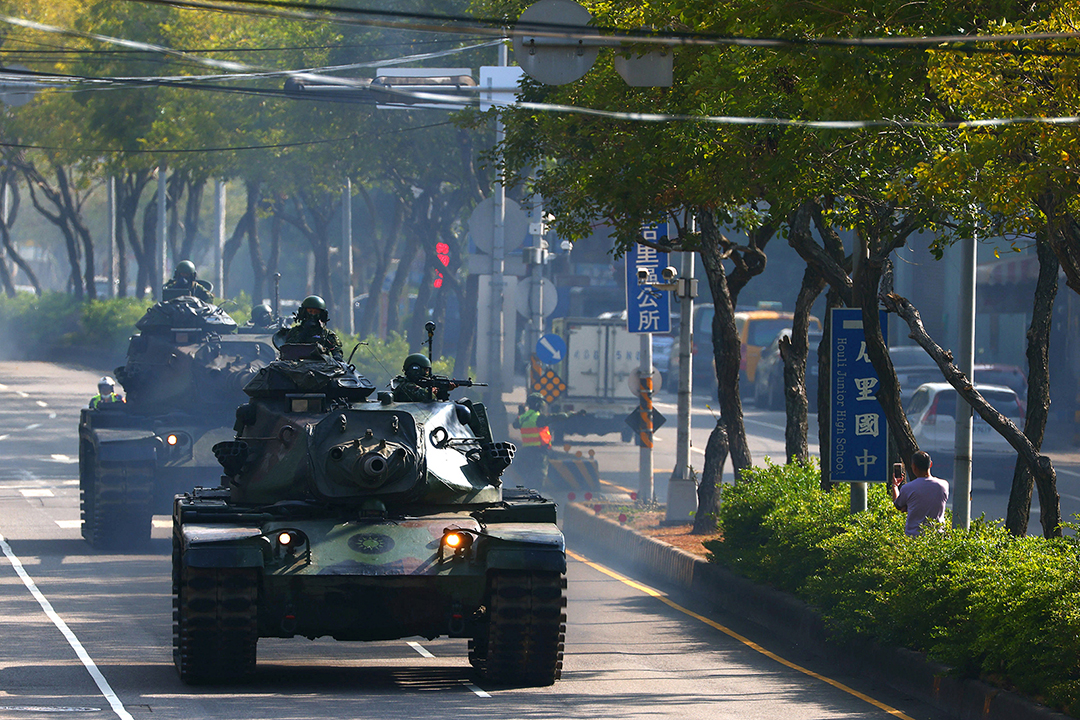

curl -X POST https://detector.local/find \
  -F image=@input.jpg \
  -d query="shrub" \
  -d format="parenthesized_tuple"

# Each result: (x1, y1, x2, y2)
(708, 463, 1080, 715)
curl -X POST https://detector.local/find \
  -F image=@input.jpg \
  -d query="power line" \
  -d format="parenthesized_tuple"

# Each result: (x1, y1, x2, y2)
(125, 0, 1080, 54)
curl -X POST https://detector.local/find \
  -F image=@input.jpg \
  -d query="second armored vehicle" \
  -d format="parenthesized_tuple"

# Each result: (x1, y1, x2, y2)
(79, 297, 276, 548)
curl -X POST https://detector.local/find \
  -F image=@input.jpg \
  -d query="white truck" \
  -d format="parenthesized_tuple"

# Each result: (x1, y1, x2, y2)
(546, 316, 644, 443)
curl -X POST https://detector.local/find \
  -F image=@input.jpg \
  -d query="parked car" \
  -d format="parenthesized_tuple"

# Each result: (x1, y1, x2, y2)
(890, 347, 1028, 409)
(753, 328, 824, 410)
(905, 382, 1024, 493)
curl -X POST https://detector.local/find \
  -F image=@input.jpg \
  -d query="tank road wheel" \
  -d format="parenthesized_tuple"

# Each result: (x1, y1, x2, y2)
(173, 563, 259, 684)
(472, 571, 566, 687)
(81, 457, 154, 550)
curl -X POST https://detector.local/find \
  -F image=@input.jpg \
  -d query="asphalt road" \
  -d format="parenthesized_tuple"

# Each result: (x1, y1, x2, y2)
(0, 360, 955, 720)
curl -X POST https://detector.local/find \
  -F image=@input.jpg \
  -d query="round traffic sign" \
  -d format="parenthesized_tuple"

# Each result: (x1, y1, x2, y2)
(535, 333, 566, 364)
(468, 196, 528, 253)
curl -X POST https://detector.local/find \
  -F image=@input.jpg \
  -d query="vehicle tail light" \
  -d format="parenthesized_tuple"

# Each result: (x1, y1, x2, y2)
(921, 396, 939, 426)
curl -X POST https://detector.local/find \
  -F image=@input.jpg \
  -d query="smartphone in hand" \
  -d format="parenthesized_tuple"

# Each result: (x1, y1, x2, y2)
(893, 462, 904, 484)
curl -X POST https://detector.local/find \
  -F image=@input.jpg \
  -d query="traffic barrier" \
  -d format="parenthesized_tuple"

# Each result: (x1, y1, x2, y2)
(545, 452, 600, 491)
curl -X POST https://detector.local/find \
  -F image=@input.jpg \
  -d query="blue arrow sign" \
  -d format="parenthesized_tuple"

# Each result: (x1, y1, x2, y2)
(536, 333, 567, 364)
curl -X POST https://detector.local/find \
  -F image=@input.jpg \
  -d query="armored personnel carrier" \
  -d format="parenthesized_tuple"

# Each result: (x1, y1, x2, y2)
(78, 297, 277, 548)
(171, 343, 566, 686)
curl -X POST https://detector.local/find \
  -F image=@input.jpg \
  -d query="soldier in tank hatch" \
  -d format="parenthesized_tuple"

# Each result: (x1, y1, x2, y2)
(284, 295, 343, 360)
(162, 260, 214, 303)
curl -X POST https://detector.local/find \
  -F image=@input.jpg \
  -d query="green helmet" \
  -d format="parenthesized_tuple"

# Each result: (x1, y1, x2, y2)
(251, 304, 273, 325)
(174, 260, 197, 280)
(299, 295, 328, 322)
(403, 353, 432, 382)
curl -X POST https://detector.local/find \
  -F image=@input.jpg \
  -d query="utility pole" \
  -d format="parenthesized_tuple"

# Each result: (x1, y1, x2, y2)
(666, 250, 698, 523)
(215, 180, 226, 299)
(342, 178, 355, 335)
(954, 234, 977, 529)
(157, 165, 167, 300)
(638, 333, 654, 501)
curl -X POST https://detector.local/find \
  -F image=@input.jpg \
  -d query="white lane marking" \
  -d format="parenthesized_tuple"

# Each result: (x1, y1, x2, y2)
(151, 519, 171, 529)
(462, 681, 491, 698)
(20, 489, 54, 498)
(407, 641, 435, 658)
(24, 423, 41, 430)
(47, 454, 78, 464)
(15, 391, 28, 398)
(0, 383, 7, 389)
(0, 532, 135, 720)
(0, 435, 8, 441)
(48, 412, 57, 419)
(35, 400, 47, 408)
(56, 520, 82, 529)
(692, 447, 705, 457)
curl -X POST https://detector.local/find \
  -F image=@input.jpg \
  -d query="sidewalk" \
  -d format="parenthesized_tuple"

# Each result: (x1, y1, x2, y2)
(564, 503, 1070, 720)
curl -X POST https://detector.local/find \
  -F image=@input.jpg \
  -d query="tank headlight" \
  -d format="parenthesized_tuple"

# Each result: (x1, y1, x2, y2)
(273, 529, 307, 555)
(166, 434, 179, 446)
(440, 528, 474, 561)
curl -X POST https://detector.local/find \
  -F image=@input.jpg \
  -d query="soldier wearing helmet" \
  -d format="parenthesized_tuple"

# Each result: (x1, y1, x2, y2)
(162, 260, 214, 303)
(247, 303, 277, 330)
(89, 376, 125, 409)
(284, 295, 342, 360)
(392, 353, 439, 402)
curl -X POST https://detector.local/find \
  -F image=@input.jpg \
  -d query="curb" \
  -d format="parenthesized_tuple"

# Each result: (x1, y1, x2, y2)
(563, 502, 1069, 720)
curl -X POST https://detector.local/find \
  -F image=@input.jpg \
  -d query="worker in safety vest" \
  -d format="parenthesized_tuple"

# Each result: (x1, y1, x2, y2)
(89, 376, 125, 409)
(513, 393, 554, 484)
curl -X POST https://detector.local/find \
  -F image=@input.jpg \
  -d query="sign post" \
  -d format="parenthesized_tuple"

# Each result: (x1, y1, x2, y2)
(626, 225, 671, 502)
(829, 308, 889, 512)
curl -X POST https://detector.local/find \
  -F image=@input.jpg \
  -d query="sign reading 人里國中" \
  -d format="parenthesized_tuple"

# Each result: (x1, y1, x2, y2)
(830, 308, 889, 484)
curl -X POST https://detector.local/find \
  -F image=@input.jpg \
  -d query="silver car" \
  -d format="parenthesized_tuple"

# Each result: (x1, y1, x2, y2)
(905, 382, 1024, 493)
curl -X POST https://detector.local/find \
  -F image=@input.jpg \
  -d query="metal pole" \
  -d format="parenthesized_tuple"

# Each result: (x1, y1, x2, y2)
(638, 333, 654, 501)
(485, 42, 508, 420)
(107, 176, 116, 297)
(953, 234, 976, 529)
(343, 178, 355, 335)
(215, 180, 226, 299)
(850, 230, 868, 513)
(666, 249, 697, 523)
(157, 165, 167, 300)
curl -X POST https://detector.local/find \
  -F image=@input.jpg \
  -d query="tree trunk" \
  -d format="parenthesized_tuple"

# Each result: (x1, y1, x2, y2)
(1005, 230, 1060, 536)
(697, 209, 754, 477)
(783, 265, 826, 463)
(818, 288, 842, 490)
(693, 418, 729, 534)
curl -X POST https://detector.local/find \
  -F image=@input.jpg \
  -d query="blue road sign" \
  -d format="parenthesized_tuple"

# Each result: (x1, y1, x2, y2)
(536, 333, 567, 365)
(625, 224, 671, 334)
(829, 308, 889, 483)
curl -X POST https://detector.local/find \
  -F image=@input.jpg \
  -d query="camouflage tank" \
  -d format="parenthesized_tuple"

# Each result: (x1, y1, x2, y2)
(78, 296, 277, 548)
(171, 342, 566, 686)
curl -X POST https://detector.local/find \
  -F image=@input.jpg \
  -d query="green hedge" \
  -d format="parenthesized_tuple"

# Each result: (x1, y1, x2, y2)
(705, 462, 1080, 715)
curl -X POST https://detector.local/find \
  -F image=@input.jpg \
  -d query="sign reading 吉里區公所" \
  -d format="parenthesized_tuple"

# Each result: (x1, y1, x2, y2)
(625, 225, 670, 334)
(830, 308, 889, 483)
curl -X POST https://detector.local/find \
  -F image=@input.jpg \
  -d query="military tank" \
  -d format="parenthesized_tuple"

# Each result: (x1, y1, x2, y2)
(171, 341, 566, 686)
(78, 296, 277, 549)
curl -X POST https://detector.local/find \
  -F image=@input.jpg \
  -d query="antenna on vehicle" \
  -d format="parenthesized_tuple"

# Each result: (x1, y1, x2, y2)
(425, 321, 436, 361)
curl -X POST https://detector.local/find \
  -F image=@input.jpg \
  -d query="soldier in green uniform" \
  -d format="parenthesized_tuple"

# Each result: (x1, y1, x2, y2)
(284, 295, 343, 360)
(162, 260, 214, 303)
(392, 353, 439, 402)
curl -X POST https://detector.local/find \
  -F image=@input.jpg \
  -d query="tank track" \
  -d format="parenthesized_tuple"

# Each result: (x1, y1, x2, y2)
(469, 570, 566, 686)
(79, 447, 154, 550)
(172, 552, 259, 684)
